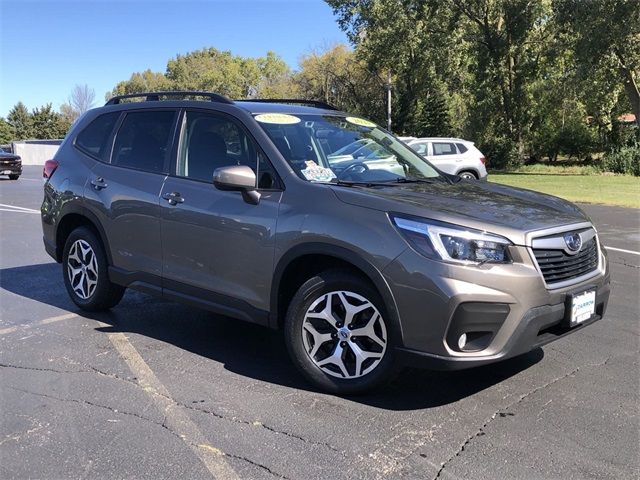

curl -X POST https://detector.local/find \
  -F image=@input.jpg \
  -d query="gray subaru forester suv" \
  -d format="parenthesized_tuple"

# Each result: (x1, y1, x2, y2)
(42, 91, 610, 394)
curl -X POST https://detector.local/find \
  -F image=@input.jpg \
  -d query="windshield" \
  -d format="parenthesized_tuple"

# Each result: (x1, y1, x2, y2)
(254, 114, 443, 184)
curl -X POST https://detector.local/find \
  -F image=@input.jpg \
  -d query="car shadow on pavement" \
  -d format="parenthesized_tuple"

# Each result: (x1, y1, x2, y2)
(2, 262, 543, 411)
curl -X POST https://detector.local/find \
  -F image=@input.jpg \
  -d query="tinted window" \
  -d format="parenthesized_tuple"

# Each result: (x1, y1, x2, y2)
(433, 142, 457, 155)
(112, 110, 176, 173)
(456, 142, 468, 154)
(178, 111, 278, 188)
(410, 143, 428, 155)
(75, 112, 120, 161)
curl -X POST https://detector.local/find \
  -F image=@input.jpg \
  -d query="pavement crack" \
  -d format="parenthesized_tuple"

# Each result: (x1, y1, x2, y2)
(3, 362, 341, 453)
(177, 402, 342, 453)
(432, 357, 612, 479)
(6, 386, 180, 437)
(0, 362, 82, 374)
(223, 452, 293, 480)
(610, 260, 640, 269)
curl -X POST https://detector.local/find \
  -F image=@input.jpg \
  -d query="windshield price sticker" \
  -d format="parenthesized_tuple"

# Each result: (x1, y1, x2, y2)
(301, 161, 337, 182)
(345, 117, 377, 128)
(254, 113, 301, 124)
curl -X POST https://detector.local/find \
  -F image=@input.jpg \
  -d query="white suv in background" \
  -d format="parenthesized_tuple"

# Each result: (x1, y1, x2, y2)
(406, 138, 487, 180)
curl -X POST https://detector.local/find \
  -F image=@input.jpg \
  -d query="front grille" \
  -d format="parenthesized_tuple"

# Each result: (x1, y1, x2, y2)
(533, 238, 599, 284)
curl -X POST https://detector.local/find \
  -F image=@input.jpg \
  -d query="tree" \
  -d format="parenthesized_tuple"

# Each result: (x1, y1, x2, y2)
(7, 102, 33, 140)
(295, 44, 384, 122)
(109, 69, 173, 98)
(555, 0, 640, 127)
(0, 118, 14, 144)
(110, 48, 298, 100)
(326, 0, 459, 136)
(61, 84, 96, 123)
(31, 104, 68, 139)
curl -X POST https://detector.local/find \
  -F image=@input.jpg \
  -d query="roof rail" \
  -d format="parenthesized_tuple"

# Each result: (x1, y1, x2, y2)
(105, 91, 234, 106)
(240, 98, 339, 110)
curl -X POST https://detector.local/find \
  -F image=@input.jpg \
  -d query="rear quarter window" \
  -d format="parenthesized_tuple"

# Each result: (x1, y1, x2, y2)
(75, 112, 120, 161)
(455, 143, 469, 154)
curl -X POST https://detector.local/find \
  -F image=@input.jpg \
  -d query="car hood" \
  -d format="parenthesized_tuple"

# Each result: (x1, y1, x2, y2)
(331, 180, 591, 245)
(0, 152, 21, 161)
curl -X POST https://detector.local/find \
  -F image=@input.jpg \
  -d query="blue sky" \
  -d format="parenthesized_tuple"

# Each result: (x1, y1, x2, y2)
(0, 0, 348, 116)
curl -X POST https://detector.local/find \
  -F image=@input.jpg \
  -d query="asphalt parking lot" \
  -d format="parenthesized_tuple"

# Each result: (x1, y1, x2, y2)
(1, 166, 638, 480)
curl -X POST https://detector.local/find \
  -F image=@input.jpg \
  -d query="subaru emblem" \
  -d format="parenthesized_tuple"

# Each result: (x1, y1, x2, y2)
(564, 232, 582, 252)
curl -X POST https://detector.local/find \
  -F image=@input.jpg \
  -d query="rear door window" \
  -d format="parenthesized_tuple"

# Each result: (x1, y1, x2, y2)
(432, 142, 457, 156)
(112, 110, 177, 173)
(75, 112, 120, 161)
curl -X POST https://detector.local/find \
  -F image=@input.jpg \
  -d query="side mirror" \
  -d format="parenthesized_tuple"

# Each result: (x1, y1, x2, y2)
(213, 165, 261, 204)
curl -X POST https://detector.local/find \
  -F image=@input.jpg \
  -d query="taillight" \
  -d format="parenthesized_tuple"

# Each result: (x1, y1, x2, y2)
(43, 159, 59, 180)
(479, 156, 486, 165)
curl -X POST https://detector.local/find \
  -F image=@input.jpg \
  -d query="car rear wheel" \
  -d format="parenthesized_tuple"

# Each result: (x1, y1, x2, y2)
(8, 174, 19, 180)
(458, 170, 478, 180)
(284, 269, 398, 394)
(62, 227, 125, 311)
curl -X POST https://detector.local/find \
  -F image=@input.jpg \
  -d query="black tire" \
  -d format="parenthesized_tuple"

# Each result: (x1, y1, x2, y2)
(62, 226, 125, 311)
(8, 174, 19, 180)
(284, 269, 399, 395)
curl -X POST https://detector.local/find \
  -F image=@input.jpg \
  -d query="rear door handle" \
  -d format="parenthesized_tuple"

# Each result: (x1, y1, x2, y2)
(91, 177, 108, 190)
(162, 191, 184, 206)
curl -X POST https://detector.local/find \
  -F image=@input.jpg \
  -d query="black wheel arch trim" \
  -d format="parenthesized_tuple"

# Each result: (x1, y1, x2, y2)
(269, 242, 403, 340)
(55, 203, 114, 265)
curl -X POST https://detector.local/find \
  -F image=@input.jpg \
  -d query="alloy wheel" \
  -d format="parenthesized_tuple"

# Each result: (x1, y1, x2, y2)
(67, 239, 99, 300)
(459, 172, 477, 180)
(302, 290, 387, 379)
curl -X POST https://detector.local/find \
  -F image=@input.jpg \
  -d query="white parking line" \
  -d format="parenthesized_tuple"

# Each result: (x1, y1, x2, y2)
(0, 203, 40, 214)
(605, 246, 640, 256)
(0, 208, 40, 214)
(0, 313, 79, 335)
(98, 322, 240, 480)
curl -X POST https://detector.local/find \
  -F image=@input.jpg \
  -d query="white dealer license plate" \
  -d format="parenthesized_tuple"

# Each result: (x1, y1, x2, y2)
(570, 289, 596, 326)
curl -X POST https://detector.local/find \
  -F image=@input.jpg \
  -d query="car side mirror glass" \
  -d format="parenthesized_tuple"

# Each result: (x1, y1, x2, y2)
(212, 165, 261, 204)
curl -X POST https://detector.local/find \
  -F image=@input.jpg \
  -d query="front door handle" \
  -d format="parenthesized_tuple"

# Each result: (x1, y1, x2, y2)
(162, 191, 184, 206)
(91, 177, 108, 190)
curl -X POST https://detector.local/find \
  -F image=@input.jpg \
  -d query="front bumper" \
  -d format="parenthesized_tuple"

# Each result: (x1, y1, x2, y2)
(384, 241, 610, 370)
(0, 159, 22, 176)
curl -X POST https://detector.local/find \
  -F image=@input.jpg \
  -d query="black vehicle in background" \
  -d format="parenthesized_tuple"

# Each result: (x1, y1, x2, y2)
(0, 148, 22, 180)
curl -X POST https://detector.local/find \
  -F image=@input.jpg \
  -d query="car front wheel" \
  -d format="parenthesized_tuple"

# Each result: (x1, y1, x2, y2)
(284, 269, 398, 394)
(62, 226, 125, 311)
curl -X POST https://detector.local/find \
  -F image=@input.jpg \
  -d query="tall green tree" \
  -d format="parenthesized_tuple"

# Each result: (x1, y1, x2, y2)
(31, 104, 69, 139)
(555, 0, 640, 127)
(7, 102, 33, 140)
(326, 0, 457, 136)
(0, 118, 14, 144)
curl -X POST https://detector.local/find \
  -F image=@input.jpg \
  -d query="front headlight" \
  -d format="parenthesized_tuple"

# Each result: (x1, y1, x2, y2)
(391, 215, 512, 265)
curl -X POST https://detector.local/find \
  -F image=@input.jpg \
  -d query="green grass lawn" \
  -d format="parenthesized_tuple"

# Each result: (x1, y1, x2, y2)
(489, 173, 640, 209)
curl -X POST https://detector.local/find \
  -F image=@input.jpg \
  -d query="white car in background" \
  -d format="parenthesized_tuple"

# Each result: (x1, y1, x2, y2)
(405, 137, 487, 180)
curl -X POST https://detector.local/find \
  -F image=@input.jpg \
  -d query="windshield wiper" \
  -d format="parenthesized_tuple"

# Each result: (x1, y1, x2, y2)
(395, 177, 440, 184)
(327, 179, 400, 188)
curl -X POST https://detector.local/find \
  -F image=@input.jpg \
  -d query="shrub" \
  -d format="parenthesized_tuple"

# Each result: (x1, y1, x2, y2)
(480, 137, 521, 170)
(601, 145, 640, 176)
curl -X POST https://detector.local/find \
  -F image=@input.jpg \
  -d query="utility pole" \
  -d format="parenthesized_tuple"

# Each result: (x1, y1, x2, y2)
(386, 71, 392, 131)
